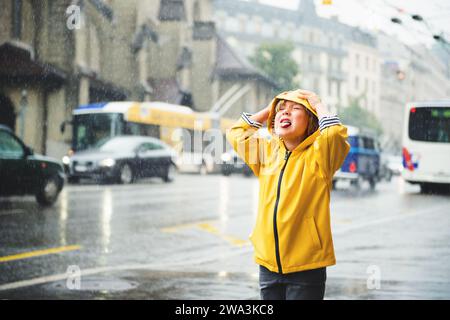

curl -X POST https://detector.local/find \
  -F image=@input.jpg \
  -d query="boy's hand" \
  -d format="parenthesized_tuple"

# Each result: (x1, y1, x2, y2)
(294, 89, 333, 118)
(293, 89, 322, 112)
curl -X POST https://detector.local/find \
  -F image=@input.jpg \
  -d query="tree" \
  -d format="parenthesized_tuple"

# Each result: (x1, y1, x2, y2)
(339, 97, 383, 136)
(250, 42, 300, 92)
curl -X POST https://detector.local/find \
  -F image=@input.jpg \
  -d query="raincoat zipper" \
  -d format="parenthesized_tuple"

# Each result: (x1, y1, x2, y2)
(273, 150, 291, 274)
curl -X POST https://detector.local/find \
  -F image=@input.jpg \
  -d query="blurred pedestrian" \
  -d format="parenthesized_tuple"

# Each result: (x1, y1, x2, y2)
(226, 89, 350, 300)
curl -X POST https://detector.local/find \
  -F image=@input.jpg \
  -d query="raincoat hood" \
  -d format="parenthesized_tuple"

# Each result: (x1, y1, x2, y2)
(267, 90, 318, 135)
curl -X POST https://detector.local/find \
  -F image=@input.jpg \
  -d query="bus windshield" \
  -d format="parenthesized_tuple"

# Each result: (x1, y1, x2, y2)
(409, 107, 450, 143)
(73, 113, 123, 151)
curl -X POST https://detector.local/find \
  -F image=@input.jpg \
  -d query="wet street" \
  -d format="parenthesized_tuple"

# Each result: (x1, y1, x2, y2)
(0, 174, 449, 300)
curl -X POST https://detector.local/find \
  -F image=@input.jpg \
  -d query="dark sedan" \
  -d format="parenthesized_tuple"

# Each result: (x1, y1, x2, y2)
(0, 125, 65, 206)
(67, 136, 178, 184)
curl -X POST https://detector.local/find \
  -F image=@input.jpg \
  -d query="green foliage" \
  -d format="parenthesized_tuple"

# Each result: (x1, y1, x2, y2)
(249, 42, 300, 92)
(339, 98, 383, 136)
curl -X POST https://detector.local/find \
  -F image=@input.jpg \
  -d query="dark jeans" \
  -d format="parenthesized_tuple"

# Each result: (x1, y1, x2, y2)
(259, 265, 326, 300)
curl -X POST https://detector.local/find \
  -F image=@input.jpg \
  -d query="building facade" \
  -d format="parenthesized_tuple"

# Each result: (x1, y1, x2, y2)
(0, 0, 274, 160)
(212, 0, 381, 116)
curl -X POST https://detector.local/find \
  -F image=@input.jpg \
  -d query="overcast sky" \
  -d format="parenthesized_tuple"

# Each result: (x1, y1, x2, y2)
(256, 0, 450, 48)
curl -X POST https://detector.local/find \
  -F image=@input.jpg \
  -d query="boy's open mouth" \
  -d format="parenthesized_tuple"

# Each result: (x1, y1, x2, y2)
(280, 118, 292, 128)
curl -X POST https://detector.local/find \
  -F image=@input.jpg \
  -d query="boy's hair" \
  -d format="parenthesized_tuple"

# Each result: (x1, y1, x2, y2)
(275, 99, 319, 138)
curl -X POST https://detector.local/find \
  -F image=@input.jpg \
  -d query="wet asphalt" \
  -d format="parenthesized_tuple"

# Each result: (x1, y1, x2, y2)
(0, 173, 449, 300)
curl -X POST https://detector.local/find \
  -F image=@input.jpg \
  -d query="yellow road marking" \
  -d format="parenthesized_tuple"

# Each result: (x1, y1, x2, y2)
(162, 220, 250, 248)
(197, 223, 250, 247)
(0, 245, 82, 263)
(161, 220, 217, 233)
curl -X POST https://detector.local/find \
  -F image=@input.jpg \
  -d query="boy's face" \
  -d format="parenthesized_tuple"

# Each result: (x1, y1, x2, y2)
(274, 100, 309, 141)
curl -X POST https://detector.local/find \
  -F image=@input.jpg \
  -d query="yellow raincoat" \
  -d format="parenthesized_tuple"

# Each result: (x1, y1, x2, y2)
(226, 91, 350, 274)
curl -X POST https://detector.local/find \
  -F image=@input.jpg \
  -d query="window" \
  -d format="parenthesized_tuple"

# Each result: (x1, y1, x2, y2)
(193, 1, 201, 21)
(363, 137, 375, 150)
(238, 16, 246, 33)
(12, 0, 22, 39)
(0, 131, 24, 158)
(409, 107, 450, 143)
(139, 142, 164, 152)
(225, 17, 239, 32)
(354, 76, 359, 90)
(261, 23, 274, 37)
(247, 19, 256, 34)
(313, 78, 320, 92)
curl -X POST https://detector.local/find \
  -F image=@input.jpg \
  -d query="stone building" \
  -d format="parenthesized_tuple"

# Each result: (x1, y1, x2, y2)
(0, 0, 275, 160)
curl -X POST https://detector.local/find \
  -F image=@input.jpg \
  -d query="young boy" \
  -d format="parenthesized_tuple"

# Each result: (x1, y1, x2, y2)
(226, 89, 350, 300)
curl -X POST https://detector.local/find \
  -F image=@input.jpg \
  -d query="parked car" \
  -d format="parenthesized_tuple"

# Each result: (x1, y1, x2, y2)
(174, 152, 216, 175)
(220, 149, 253, 177)
(333, 125, 381, 189)
(67, 135, 178, 184)
(220, 127, 271, 177)
(0, 125, 65, 206)
(380, 153, 403, 181)
(386, 155, 403, 176)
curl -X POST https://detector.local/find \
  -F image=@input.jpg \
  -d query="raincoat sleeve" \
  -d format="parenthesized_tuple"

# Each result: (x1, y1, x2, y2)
(314, 116, 350, 181)
(226, 112, 264, 177)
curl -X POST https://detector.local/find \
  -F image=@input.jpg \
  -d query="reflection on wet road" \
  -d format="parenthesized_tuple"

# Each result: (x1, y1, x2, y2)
(0, 175, 449, 299)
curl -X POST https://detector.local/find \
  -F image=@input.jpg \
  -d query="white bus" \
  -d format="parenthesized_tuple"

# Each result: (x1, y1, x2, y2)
(402, 100, 450, 193)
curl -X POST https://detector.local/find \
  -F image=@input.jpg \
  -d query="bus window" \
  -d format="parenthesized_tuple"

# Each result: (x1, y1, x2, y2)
(409, 107, 450, 143)
(124, 122, 160, 138)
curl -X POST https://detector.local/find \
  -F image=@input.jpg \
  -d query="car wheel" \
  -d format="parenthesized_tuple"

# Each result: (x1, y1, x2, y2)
(420, 183, 433, 194)
(36, 175, 62, 206)
(163, 164, 176, 183)
(332, 180, 337, 190)
(199, 163, 208, 175)
(369, 178, 377, 190)
(222, 169, 231, 176)
(385, 172, 392, 182)
(351, 176, 364, 189)
(118, 163, 134, 184)
(243, 169, 252, 177)
(68, 176, 79, 184)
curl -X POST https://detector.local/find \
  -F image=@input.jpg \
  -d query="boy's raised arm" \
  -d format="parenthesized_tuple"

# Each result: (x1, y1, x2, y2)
(226, 106, 271, 177)
(295, 90, 350, 180)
